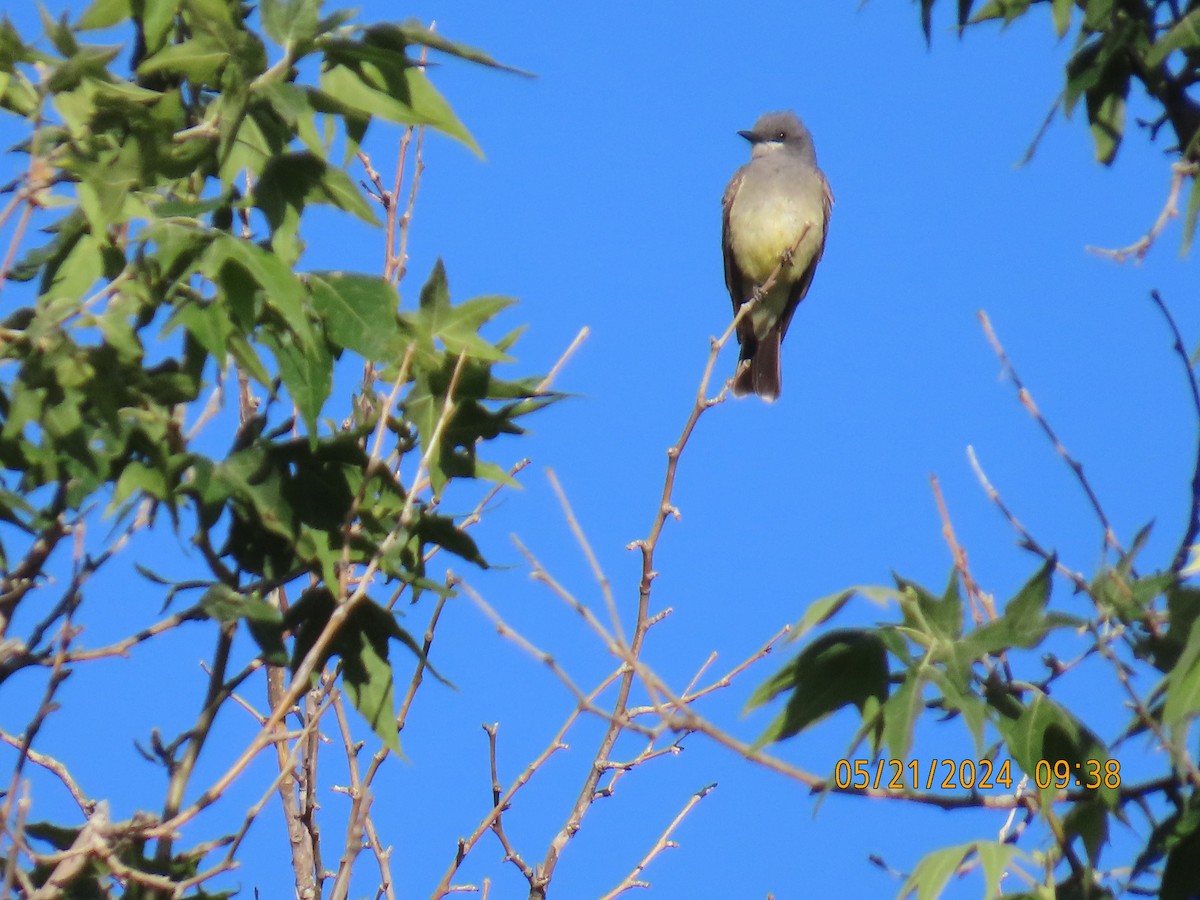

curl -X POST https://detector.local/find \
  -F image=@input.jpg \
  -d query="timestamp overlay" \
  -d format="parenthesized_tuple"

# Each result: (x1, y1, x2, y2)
(832, 758, 1122, 792)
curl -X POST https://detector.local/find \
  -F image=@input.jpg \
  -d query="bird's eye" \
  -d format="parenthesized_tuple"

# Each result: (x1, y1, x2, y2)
(776, 131, 787, 140)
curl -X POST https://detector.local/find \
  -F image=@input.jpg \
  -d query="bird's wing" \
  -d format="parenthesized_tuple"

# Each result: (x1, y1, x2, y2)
(777, 171, 833, 342)
(721, 166, 753, 342)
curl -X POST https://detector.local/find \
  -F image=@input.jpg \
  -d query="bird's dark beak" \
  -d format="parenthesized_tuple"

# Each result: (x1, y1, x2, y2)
(737, 129, 759, 144)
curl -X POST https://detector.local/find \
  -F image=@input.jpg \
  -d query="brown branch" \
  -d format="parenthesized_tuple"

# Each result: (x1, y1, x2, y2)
(1147, 290, 1200, 573)
(653, 623, 790, 711)
(1085, 161, 1199, 263)
(527, 231, 811, 899)
(510, 535, 622, 657)
(460, 579, 645, 734)
(328, 689, 372, 900)
(930, 473, 995, 624)
(225, 691, 336, 864)
(535, 327, 590, 394)
(544, 468, 625, 648)
(596, 783, 716, 900)
(1093, 621, 1200, 790)
(0, 731, 91, 815)
(1, 613, 76, 844)
(979, 310, 1125, 561)
(966, 445, 1090, 592)
(428, 668, 609, 898)
(481, 723, 534, 880)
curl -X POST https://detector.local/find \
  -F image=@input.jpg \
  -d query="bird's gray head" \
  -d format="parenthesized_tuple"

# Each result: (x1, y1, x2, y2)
(738, 111, 816, 163)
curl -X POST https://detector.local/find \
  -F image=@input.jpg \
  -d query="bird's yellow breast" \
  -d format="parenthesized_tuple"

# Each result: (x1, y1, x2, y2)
(729, 189, 824, 286)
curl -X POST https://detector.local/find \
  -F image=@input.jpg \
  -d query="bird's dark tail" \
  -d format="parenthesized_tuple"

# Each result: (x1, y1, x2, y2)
(732, 328, 781, 402)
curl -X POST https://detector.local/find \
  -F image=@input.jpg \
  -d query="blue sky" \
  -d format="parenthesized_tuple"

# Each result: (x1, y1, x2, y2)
(2, 0, 1197, 897)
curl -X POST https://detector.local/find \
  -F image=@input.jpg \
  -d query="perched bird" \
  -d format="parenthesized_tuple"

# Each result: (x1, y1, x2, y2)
(722, 110, 832, 401)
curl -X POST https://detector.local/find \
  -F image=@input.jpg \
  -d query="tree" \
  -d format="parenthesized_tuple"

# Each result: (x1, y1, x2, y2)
(3, 1, 1199, 898)
(739, 2, 1200, 898)
(0, 1, 559, 895)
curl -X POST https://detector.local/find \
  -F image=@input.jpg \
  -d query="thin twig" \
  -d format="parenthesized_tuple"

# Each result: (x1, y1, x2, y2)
(1086, 161, 1199, 263)
(979, 310, 1125, 561)
(427, 672, 619, 898)
(930, 473, 995, 624)
(460, 579, 645, 734)
(597, 783, 716, 900)
(1148, 290, 1200, 573)
(544, 468, 626, 648)
(0, 732, 91, 815)
(535, 327, 589, 394)
(678, 624, 791, 706)
(481, 724, 533, 880)
(966, 445, 1089, 592)
(528, 229, 811, 899)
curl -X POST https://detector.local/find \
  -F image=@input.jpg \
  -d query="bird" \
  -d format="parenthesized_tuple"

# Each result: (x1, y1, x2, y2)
(722, 110, 832, 401)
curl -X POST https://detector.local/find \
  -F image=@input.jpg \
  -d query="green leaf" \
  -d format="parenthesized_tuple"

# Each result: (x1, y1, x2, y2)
(260, 0, 321, 47)
(205, 234, 316, 351)
(1004, 556, 1053, 626)
(255, 151, 379, 236)
(40, 5, 79, 58)
(137, 0, 181, 58)
(287, 588, 430, 752)
(748, 629, 890, 745)
(791, 588, 857, 639)
(882, 669, 924, 759)
(969, 0, 1033, 26)
(412, 260, 514, 362)
(1051, 0, 1072, 38)
(38, 227, 103, 305)
(902, 841, 1024, 900)
(976, 842, 1026, 897)
(920, 0, 934, 43)
(414, 510, 486, 567)
(1083, 0, 1115, 30)
(200, 584, 288, 665)
(308, 272, 404, 360)
(1145, 9, 1200, 69)
(137, 35, 230, 82)
(77, 0, 132, 30)
(1165, 617, 1200, 730)
(1182, 171, 1199, 256)
(899, 843, 970, 900)
(263, 325, 331, 436)
(993, 690, 1113, 809)
(928, 667, 988, 749)
(319, 55, 481, 156)
(170, 299, 234, 361)
(897, 570, 963, 640)
(1063, 799, 1109, 867)
(112, 460, 168, 508)
(1065, 39, 1103, 116)
(1161, 806, 1200, 900)
(965, 558, 1072, 653)
(1086, 77, 1127, 165)
(377, 20, 530, 75)
(1142, 585, 1200, 672)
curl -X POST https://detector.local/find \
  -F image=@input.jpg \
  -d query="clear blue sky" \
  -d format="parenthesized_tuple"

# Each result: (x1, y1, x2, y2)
(2, 1, 1196, 897)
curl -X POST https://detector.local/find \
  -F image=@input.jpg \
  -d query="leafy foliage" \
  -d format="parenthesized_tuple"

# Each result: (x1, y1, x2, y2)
(0, 0, 554, 892)
(754, 529, 1200, 894)
(911, 0, 1200, 248)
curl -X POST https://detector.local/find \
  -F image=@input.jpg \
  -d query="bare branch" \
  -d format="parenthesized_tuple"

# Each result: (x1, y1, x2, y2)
(966, 445, 1090, 591)
(0, 732, 91, 816)
(930, 473, 995, 624)
(1148, 290, 1200, 572)
(1086, 161, 1199, 262)
(979, 310, 1125, 561)
(597, 783, 716, 900)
